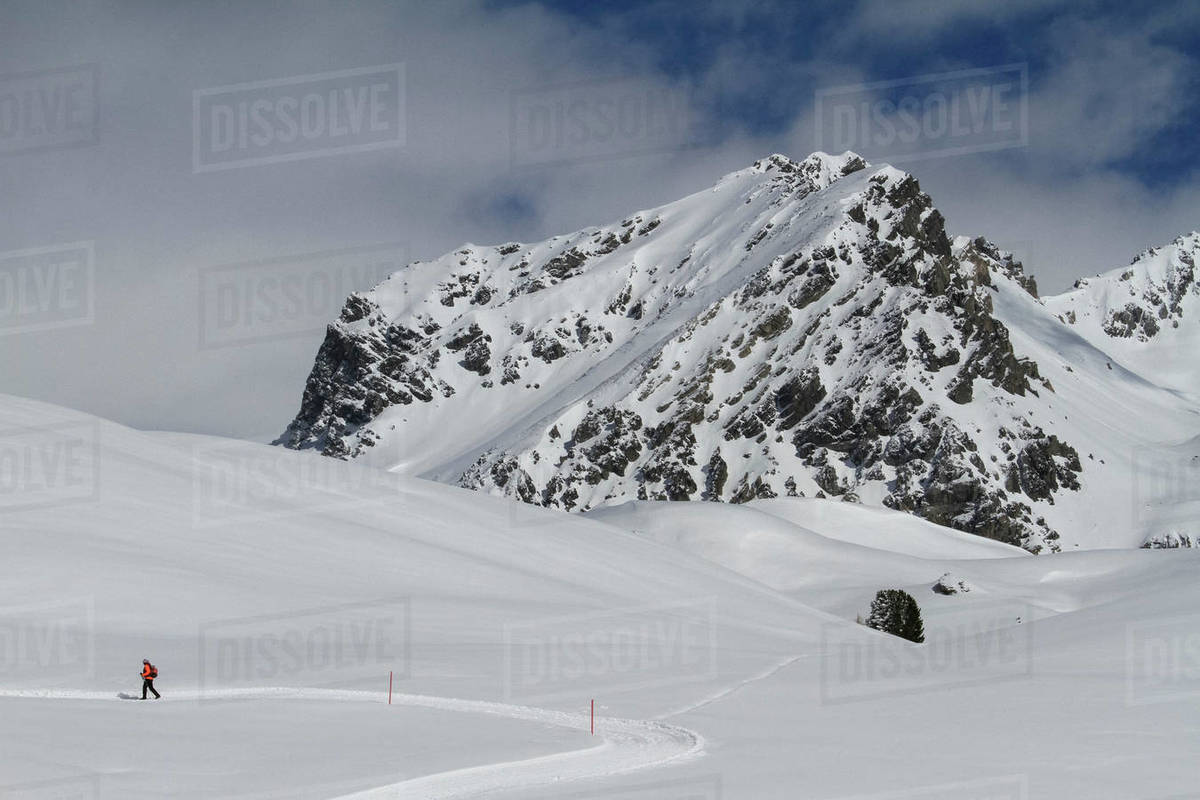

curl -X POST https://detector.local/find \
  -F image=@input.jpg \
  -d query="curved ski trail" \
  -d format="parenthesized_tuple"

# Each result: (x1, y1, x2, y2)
(0, 687, 704, 799)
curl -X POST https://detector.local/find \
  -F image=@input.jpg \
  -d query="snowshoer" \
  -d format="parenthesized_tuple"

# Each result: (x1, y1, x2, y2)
(141, 659, 160, 699)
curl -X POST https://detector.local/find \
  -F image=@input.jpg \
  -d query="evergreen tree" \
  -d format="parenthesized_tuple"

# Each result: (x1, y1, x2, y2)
(864, 589, 925, 643)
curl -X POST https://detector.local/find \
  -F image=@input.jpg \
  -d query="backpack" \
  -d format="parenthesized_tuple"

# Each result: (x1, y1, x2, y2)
(149, 664, 158, 679)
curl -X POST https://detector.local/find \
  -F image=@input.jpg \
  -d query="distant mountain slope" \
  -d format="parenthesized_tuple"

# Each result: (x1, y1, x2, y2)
(278, 154, 1200, 552)
(1043, 232, 1200, 398)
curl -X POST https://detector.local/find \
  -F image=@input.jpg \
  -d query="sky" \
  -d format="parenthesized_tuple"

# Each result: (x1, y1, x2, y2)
(0, 0, 1196, 440)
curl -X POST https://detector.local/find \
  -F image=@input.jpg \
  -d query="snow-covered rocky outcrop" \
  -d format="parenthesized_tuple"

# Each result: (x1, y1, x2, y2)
(1044, 233, 1200, 397)
(277, 153, 1200, 552)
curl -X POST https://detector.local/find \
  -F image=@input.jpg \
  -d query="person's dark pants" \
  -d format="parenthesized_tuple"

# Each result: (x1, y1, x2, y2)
(142, 679, 160, 699)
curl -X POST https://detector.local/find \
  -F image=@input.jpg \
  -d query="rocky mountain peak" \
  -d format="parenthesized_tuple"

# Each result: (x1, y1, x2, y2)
(734, 151, 869, 197)
(1047, 230, 1198, 345)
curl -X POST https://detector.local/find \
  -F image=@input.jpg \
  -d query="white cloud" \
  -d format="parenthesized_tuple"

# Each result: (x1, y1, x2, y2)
(1024, 16, 1191, 169)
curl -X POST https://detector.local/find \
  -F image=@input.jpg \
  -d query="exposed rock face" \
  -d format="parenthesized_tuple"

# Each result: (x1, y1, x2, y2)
(1141, 532, 1196, 549)
(279, 299, 456, 458)
(278, 151, 1095, 552)
(933, 573, 972, 594)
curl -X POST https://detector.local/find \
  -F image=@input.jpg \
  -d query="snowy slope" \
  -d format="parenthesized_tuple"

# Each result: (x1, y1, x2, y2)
(588, 498, 1024, 597)
(587, 497, 1193, 617)
(747, 497, 1030, 559)
(0, 393, 820, 798)
(585, 497, 1200, 800)
(988, 250, 1200, 548)
(4, 395, 1200, 798)
(1044, 232, 1200, 399)
(278, 153, 1200, 551)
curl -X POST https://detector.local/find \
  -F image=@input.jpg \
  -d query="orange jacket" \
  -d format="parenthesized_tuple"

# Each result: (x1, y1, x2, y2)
(141, 663, 154, 680)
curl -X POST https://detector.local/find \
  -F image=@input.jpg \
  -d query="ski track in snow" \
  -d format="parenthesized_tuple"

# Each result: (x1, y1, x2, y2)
(656, 652, 810, 720)
(0, 687, 704, 799)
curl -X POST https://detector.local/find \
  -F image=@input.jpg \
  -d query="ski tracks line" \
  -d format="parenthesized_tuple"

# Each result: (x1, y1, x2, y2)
(0, 687, 704, 799)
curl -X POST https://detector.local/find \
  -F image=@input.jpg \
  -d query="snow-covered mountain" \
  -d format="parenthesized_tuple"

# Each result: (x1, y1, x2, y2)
(1044, 232, 1200, 398)
(276, 153, 1199, 552)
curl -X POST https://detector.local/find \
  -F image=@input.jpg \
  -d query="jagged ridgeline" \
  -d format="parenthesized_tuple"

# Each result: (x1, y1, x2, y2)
(277, 152, 1097, 553)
